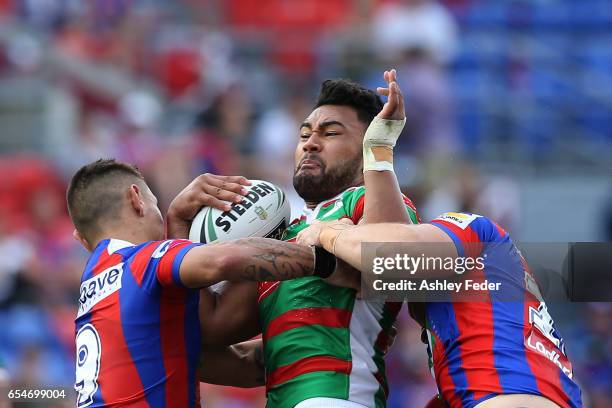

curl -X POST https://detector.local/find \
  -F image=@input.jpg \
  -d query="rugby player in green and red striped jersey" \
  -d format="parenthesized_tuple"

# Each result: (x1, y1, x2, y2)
(167, 70, 418, 408)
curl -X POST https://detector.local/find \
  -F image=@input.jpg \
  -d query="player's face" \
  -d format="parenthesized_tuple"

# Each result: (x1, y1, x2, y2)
(293, 105, 366, 203)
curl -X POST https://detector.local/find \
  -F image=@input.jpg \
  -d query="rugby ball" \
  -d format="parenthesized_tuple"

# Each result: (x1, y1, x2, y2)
(189, 180, 291, 243)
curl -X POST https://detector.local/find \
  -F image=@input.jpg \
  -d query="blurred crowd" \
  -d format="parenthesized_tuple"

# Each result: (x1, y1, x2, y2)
(0, 0, 610, 407)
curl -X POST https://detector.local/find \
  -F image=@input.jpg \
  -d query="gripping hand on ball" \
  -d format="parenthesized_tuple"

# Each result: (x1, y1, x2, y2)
(167, 173, 251, 239)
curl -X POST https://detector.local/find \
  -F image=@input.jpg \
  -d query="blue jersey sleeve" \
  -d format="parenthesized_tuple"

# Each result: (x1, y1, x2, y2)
(430, 212, 506, 258)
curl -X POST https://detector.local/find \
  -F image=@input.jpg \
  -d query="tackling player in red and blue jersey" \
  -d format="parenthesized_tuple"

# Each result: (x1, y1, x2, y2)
(299, 213, 583, 408)
(75, 238, 202, 407)
(68, 159, 339, 407)
(426, 213, 582, 408)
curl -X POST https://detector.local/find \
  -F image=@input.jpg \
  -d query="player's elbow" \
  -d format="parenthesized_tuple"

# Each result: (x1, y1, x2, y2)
(231, 343, 265, 387)
(182, 251, 236, 288)
(203, 253, 237, 284)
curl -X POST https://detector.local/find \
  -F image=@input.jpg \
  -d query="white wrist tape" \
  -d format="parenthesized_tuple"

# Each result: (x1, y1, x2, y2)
(363, 117, 406, 172)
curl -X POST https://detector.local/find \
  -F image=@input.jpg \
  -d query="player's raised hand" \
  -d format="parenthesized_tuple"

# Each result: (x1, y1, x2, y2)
(167, 173, 251, 238)
(375, 69, 405, 121)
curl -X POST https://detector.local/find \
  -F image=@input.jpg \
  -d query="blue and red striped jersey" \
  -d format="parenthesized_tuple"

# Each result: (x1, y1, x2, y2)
(427, 213, 583, 408)
(75, 238, 202, 408)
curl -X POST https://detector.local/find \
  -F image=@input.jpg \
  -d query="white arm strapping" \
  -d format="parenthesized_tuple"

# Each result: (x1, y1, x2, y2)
(363, 117, 406, 172)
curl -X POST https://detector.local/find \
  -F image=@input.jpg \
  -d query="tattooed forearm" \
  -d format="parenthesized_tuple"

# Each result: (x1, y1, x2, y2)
(242, 265, 277, 281)
(217, 238, 315, 281)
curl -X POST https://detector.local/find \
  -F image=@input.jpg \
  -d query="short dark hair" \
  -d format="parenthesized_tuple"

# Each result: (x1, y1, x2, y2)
(315, 79, 383, 125)
(66, 159, 145, 240)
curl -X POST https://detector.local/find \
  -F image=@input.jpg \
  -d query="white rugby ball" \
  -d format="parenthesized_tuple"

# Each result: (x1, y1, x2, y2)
(189, 180, 291, 244)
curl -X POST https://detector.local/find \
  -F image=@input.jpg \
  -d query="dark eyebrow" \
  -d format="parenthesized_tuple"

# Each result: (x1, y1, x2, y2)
(299, 120, 346, 131)
(319, 120, 346, 129)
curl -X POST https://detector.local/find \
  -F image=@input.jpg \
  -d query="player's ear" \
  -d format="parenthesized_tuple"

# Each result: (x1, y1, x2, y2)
(73, 229, 92, 252)
(128, 184, 145, 217)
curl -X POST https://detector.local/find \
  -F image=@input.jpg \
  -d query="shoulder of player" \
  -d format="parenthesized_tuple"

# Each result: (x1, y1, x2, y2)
(341, 185, 365, 200)
(432, 212, 506, 240)
(121, 239, 194, 264)
(336, 185, 365, 211)
(344, 186, 420, 222)
(343, 185, 415, 204)
(432, 212, 483, 229)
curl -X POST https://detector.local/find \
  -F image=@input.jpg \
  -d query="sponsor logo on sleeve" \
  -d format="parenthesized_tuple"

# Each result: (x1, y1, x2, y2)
(435, 212, 481, 230)
(152, 240, 172, 258)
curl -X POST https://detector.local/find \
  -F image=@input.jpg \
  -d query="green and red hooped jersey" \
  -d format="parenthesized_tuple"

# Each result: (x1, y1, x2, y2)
(257, 186, 419, 408)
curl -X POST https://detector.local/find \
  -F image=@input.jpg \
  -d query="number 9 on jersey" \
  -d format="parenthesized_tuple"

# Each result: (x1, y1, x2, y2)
(75, 324, 101, 408)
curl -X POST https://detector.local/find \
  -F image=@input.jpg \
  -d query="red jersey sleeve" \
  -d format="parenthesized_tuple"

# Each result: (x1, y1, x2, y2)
(153, 240, 201, 287)
(430, 212, 484, 258)
(128, 240, 201, 293)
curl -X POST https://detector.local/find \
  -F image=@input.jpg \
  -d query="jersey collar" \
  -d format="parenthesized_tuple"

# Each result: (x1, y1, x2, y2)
(299, 186, 359, 223)
(107, 238, 134, 254)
